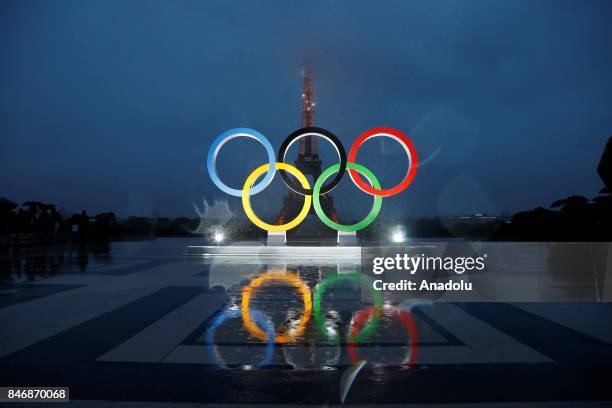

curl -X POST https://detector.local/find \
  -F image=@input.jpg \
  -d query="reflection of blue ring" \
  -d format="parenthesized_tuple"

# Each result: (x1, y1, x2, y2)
(207, 128, 276, 196)
(206, 307, 275, 368)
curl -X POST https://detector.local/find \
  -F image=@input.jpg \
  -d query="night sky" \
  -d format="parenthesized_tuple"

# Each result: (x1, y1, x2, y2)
(1, 0, 611, 219)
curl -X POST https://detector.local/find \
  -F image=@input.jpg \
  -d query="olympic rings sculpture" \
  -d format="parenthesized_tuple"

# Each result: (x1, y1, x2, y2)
(241, 271, 312, 343)
(206, 306, 275, 368)
(207, 126, 418, 232)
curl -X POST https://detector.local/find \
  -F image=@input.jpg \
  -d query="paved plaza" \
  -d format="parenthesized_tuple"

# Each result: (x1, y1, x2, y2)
(1, 238, 611, 406)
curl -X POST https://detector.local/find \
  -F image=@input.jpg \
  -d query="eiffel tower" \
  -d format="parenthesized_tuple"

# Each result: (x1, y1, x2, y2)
(276, 72, 339, 239)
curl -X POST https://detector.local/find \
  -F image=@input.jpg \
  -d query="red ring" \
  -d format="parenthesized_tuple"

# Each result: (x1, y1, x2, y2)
(348, 305, 419, 367)
(348, 127, 418, 197)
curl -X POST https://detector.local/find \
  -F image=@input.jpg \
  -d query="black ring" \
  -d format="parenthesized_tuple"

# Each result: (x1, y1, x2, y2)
(278, 127, 347, 196)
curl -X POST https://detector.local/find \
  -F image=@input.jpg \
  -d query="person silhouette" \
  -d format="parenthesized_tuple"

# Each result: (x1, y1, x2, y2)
(78, 210, 89, 241)
(50, 207, 63, 234)
(38, 209, 54, 233)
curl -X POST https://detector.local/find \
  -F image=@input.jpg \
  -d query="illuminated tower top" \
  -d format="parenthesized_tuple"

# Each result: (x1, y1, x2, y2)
(299, 71, 317, 155)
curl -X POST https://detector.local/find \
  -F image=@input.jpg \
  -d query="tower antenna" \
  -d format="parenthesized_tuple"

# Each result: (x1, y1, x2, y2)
(299, 71, 317, 155)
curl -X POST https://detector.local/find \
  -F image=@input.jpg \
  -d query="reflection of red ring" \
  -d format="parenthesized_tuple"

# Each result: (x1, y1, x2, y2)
(348, 127, 418, 197)
(348, 305, 418, 367)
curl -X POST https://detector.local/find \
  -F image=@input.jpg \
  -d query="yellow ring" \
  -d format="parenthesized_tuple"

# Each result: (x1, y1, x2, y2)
(242, 162, 312, 232)
(241, 271, 312, 343)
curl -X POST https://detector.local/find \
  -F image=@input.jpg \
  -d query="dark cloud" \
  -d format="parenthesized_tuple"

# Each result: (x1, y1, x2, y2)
(1, 0, 611, 217)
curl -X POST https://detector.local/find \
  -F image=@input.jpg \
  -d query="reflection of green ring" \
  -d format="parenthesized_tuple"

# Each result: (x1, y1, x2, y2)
(313, 273, 382, 343)
(313, 163, 382, 232)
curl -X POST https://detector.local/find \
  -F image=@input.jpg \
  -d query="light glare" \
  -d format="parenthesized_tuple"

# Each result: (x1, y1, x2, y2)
(391, 229, 405, 243)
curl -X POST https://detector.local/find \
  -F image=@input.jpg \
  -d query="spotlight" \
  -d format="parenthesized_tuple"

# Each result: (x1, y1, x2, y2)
(213, 231, 225, 243)
(391, 228, 405, 243)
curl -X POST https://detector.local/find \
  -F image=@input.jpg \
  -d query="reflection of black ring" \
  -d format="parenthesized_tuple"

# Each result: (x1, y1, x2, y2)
(278, 127, 346, 195)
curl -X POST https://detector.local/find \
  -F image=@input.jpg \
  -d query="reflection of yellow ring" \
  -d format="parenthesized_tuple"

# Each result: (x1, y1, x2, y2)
(242, 271, 312, 343)
(242, 162, 311, 232)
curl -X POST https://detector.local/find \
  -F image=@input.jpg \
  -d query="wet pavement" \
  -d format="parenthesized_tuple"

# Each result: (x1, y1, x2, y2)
(1, 238, 611, 406)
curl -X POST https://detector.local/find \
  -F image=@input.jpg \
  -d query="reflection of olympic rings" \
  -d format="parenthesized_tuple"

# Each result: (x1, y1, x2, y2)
(348, 305, 418, 367)
(348, 127, 418, 197)
(313, 163, 382, 232)
(313, 274, 382, 343)
(242, 162, 312, 232)
(207, 128, 276, 197)
(206, 126, 418, 232)
(241, 272, 312, 343)
(278, 127, 346, 196)
(206, 306, 275, 368)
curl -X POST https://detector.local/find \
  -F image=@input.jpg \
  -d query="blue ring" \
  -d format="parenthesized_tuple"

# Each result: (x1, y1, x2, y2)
(207, 128, 276, 196)
(206, 307, 275, 368)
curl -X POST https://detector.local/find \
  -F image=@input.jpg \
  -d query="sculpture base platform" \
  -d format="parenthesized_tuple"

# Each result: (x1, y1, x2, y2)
(266, 231, 357, 246)
(184, 244, 361, 261)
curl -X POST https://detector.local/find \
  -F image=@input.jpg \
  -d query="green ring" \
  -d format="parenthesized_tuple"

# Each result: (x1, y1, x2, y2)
(313, 273, 383, 343)
(313, 162, 383, 232)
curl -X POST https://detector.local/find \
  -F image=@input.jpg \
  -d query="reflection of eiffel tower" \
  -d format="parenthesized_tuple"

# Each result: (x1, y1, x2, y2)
(276, 72, 339, 234)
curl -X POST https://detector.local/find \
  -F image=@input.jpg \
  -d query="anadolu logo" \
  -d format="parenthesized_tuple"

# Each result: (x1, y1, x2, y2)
(206, 127, 418, 232)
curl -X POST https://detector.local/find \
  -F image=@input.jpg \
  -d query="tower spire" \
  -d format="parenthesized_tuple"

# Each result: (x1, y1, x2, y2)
(299, 71, 317, 155)
(301, 71, 315, 127)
